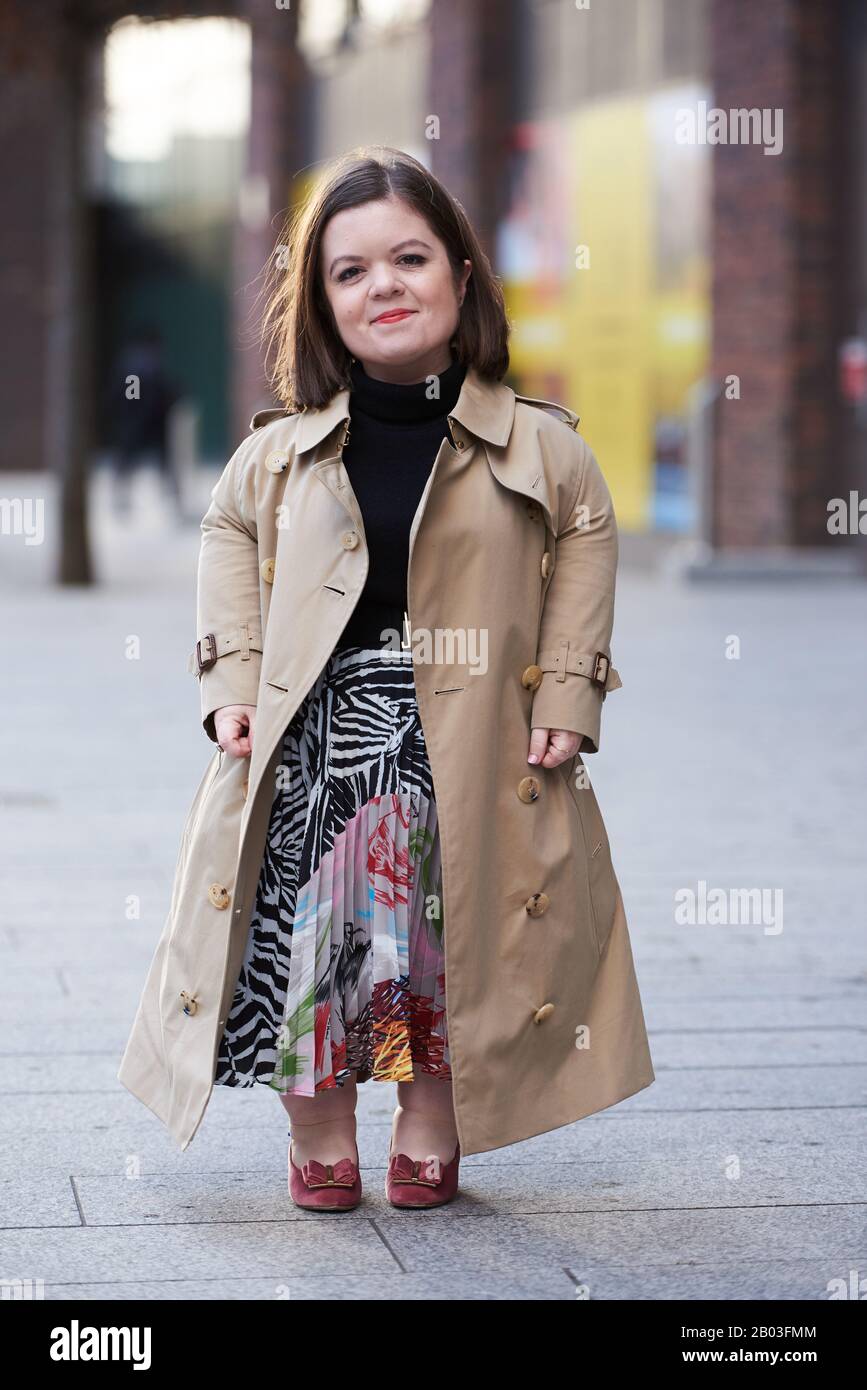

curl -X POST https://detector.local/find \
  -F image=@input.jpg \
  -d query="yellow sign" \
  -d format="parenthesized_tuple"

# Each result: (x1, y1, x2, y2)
(503, 87, 710, 532)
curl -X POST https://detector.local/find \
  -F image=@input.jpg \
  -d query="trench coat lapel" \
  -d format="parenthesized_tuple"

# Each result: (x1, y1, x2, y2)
(292, 365, 559, 536)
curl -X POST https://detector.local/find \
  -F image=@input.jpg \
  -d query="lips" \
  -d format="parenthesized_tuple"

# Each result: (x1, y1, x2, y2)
(372, 310, 416, 324)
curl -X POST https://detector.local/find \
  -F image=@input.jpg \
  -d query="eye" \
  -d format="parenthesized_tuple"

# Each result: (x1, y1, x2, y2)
(336, 253, 426, 283)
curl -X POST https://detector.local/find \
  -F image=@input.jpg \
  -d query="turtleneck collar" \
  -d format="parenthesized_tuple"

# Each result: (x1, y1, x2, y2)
(348, 357, 467, 424)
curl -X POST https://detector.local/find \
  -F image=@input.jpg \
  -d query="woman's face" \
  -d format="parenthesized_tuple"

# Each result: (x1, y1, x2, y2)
(319, 196, 471, 384)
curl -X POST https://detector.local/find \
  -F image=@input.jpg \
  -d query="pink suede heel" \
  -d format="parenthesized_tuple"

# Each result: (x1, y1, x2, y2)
(385, 1142, 461, 1208)
(288, 1139, 362, 1211)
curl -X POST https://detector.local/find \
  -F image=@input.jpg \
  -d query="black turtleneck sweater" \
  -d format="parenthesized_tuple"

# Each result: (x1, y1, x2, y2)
(334, 357, 467, 652)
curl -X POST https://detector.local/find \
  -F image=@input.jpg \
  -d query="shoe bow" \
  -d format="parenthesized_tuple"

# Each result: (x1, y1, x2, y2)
(300, 1157, 358, 1189)
(388, 1153, 442, 1187)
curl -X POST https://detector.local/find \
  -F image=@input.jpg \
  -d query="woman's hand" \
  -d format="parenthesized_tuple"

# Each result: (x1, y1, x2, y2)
(528, 727, 582, 769)
(215, 704, 256, 758)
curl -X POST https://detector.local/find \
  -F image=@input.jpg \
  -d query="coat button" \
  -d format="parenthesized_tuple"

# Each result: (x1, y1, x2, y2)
(533, 1003, 555, 1024)
(260, 557, 275, 583)
(341, 531, 359, 549)
(526, 500, 541, 521)
(264, 449, 290, 474)
(208, 883, 231, 909)
(517, 776, 540, 803)
(541, 551, 554, 579)
(521, 664, 543, 691)
(525, 892, 550, 917)
(180, 990, 199, 1017)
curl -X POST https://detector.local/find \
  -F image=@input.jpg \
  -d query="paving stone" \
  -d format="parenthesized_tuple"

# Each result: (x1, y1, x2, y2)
(70, 1145, 867, 1228)
(0, 1219, 397, 1283)
(39, 1270, 576, 1300)
(375, 1206, 866, 1275)
(0, 1176, 82, 1229)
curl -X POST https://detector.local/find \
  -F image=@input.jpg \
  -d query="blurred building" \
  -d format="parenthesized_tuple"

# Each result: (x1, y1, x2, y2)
(0, 0, 864, 567)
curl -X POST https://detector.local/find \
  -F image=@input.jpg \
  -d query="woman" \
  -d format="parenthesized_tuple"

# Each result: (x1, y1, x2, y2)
(117, 147, 655, 1211)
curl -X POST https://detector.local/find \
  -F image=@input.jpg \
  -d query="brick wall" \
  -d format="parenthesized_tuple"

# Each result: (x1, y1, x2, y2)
(427, 0, 518, 259)
(710, 0, 846, 548)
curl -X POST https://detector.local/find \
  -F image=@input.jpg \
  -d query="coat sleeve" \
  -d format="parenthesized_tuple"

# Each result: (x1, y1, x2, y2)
(529, 434, 622, 754)
(187, 438, 263, 743)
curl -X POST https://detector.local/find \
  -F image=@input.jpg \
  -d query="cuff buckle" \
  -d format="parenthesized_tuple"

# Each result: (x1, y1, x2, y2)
(196, 633, 218, 675)
(591, 652, 610, 688)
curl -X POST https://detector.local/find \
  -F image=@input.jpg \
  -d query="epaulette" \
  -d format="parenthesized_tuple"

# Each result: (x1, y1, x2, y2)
(514, 392, 580, 431)
(249, 406, 297, 431)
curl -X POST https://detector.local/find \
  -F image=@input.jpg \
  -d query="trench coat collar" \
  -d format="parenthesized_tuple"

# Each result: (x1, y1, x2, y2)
(291, 364, 516, 456)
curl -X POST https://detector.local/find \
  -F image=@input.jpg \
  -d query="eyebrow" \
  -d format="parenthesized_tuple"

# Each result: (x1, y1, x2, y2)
(328, 239, 434, 277)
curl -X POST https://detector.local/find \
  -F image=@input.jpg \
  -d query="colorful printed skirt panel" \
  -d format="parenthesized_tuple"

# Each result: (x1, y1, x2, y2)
(214, 644, 450, 1094)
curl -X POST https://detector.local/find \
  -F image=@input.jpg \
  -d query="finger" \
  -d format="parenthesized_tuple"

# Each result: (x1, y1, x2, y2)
(540, 741, 570, 768)
(527, 727, 549, 765)
(217, 718, 246, 759)
(233, 711, 253, 757)
(541, 732, 579, 769)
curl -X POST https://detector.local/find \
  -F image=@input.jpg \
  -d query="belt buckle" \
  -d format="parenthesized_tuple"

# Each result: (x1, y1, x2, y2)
(591, 651, 610, 687)
(196, 632, 218, 674)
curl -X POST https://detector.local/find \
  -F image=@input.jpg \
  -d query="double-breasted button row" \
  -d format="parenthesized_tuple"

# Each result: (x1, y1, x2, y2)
(525, 892, 550, 917)
(521, 664, 543, 691)
(208, 882, 230, 910)
(517, 775, 540, 803)
(261, 527, 361, 586)
(533, 1002, 555, 1024)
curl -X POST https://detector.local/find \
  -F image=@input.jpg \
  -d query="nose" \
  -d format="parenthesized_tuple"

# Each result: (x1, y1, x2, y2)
(368, 264, 404, 298)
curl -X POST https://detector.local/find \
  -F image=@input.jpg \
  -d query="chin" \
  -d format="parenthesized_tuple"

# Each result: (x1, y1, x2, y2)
(369, 339, 426, 361)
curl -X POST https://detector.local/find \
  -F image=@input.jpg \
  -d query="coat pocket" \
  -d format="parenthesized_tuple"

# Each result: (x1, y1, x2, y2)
(560, 756, 618, 959)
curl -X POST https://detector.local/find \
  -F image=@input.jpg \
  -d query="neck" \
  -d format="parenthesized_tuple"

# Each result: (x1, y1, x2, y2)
(354, 347, 455, 385)
(348, 356, 466, 424)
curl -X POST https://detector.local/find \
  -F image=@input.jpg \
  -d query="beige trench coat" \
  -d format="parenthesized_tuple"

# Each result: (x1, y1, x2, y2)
(117, 365, 655, 1154)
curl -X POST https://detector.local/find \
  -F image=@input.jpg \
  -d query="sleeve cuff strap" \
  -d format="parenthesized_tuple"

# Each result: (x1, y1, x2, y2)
(535, 642, 622, 692)
(187, 622, 264, 677)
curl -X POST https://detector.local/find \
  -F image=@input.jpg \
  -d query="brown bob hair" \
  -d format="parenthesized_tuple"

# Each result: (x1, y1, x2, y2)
(259, 146, 511, 411)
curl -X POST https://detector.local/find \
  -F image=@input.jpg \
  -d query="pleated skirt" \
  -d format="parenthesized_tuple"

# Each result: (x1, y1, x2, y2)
(213, 644, 450, 1094)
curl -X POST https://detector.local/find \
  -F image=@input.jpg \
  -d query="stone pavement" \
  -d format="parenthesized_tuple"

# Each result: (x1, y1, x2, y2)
(1, 464, 865, 1301)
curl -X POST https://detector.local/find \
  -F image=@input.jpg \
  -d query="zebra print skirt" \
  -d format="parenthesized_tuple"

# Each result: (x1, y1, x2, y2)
(213, 643, 450, 1094)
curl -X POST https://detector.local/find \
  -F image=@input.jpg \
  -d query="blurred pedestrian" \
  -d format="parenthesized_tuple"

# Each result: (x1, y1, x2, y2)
(105, 326, 181, 517)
